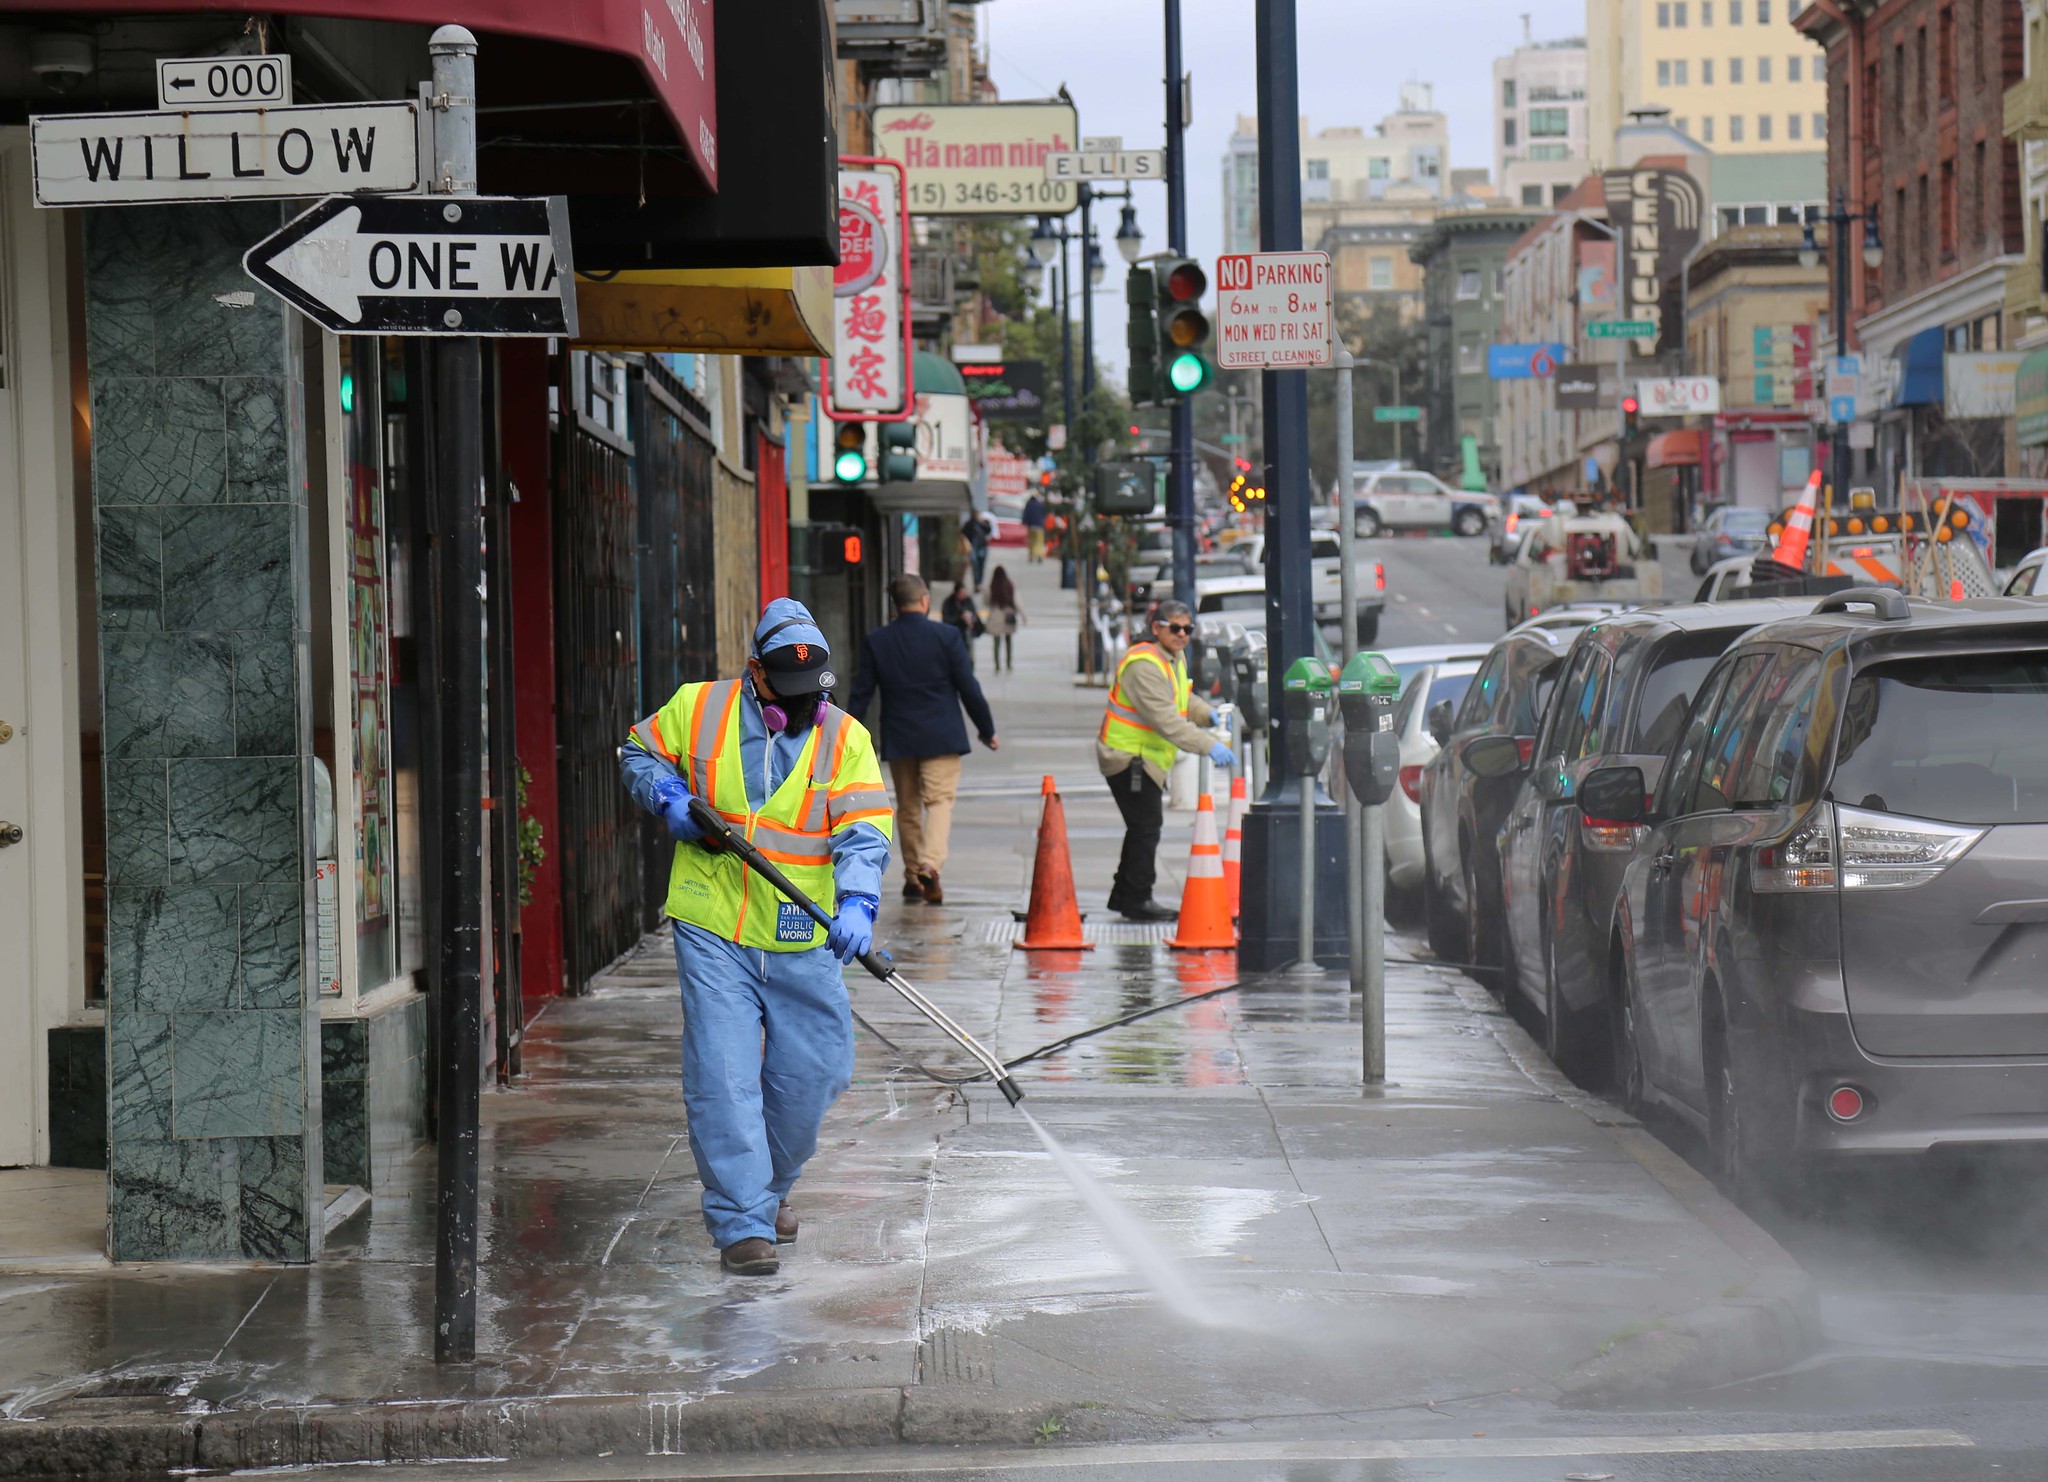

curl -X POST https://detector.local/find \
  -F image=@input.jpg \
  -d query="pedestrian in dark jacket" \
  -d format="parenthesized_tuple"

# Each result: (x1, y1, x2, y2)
(941, 581, 984, 672)
(847, 575, 999, 904)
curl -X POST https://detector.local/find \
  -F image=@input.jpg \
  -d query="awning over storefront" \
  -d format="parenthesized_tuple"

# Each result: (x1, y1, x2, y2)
(1894, 326, 1947, 407)
(573, 267, 831, 355)
(24, 0, 716, 192)
(1646, 429, 1704, 468)
(2017, 348, 2048, 448)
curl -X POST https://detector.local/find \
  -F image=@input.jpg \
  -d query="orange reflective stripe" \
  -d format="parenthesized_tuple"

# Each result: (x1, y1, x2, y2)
(685, 686, 712, 795)
(705, 682, 741, 809)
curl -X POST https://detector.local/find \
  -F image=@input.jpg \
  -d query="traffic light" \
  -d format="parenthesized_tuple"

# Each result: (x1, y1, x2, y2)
(1154, 257, 1213, 399)
(832, 422, 868, 484)
(1127, 265, 1158, 405)
(879, 419, 918, 483)
(1620, 394, 1641, 439)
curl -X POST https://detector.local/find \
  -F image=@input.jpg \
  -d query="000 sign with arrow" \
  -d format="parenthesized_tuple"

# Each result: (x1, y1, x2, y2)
(244, 194, 578, 338)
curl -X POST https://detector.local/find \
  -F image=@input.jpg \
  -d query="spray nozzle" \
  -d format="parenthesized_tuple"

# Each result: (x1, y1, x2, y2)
(996, 1076, 1025, 1106)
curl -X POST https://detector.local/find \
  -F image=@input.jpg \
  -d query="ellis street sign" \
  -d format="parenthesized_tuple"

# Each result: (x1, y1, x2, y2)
(1587, 319, 1657, 339)
(1044, 149, 1166, 182)
(243, 195, 578, 337)
(32, 101, 417, 207)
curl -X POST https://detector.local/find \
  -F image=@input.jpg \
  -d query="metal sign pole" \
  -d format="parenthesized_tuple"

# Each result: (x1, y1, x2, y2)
(1334, 351, 1363, 992)
(429, 22, 485, 1367)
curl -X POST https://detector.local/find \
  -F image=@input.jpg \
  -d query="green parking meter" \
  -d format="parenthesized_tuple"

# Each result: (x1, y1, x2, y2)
(1281, 656, 1335, 778)
(1338, 651, 1402, 806)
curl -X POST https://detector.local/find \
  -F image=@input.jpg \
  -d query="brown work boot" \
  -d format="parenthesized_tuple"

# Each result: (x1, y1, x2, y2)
(775, 1202, 799, 1244)
(903, 872, 926, 899)
(720, 1237, 780, 1275)
(920, 870, 944, 905)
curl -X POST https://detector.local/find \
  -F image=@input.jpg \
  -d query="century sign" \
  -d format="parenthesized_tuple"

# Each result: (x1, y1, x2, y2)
(1600, 168, 1705, 349)
(872, 102, 1078, 216)
(1213, 251, 1333, 369)
(31, 101, 417, 206)
(829, 161, 912, 417)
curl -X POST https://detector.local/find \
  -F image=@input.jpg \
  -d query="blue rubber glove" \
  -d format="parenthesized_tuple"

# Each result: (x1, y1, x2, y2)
(1209, 742, 1238, 770)
(826, 895, 878, 965)
(650, 775, 707, 843)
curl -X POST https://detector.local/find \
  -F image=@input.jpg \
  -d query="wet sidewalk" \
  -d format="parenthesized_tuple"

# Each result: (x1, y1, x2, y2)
(0, 557, 1815, 1477)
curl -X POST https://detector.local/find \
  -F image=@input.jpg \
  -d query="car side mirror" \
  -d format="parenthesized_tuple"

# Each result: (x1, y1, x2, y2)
(1580, 765, 1648, 824)
(1427, 699, 1454, 747)
(1463, 735, 1531, 778)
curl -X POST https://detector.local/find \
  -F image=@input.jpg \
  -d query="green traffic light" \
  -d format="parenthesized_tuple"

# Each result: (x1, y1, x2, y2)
(1167, 352, 1210, 395)
(833, 448, 868, 483)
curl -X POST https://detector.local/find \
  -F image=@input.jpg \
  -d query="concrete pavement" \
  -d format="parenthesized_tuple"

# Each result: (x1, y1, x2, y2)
(0, 553, 1817, 1479)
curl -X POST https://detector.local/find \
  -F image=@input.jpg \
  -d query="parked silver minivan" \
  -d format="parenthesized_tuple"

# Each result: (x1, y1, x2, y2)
(1592, 590, 2048, 1196)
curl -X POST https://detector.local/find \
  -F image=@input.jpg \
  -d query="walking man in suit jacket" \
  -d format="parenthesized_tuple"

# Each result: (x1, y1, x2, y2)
(847, 574, 999, 905)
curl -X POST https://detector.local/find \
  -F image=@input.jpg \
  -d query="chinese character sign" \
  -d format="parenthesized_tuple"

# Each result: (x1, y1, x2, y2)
(832, 163, 908, 415)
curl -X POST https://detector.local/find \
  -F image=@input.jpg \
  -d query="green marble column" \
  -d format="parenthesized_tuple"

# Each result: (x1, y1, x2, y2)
(87, 203, 322, 1262)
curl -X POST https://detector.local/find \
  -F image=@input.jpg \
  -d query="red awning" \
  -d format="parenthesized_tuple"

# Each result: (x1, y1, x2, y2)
(1645, 430, 1704, 468)
(25, 1, 716, 194)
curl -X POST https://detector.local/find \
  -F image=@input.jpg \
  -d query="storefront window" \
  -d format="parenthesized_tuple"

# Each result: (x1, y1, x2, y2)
(340, 340, 398, 991)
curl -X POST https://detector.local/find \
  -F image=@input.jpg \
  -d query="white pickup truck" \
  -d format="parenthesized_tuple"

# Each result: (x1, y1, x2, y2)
(1230, 531, 1386, 642)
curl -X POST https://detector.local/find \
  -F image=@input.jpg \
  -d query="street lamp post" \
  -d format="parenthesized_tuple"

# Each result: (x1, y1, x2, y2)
(1030, 196, 1139, 446)
(1801, 192, 1884, 506)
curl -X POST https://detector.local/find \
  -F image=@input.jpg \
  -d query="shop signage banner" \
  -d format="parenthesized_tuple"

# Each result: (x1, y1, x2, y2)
(1945, 351, 2025, 420)
(873, 102, 1079, 215)
(1488, 342, 1566, 380)
(1214, 251, 1334, 369)
(1552, 362, 1604, 411)
(1636, 376, 1722, 417)
(913, 392, 973, 482)
(2017, 349, 2048, 448)
(830, 161, 911, 417)
(958, 359, 1047, 419)
(1600, 167, 1705, 348)
(32, 101, 418, 206)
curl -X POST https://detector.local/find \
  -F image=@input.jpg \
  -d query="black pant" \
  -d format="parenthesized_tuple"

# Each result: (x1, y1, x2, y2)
(1106, 763, 1164, 907)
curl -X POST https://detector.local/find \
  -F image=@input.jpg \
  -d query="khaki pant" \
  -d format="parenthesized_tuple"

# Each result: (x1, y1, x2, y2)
(888, 754, 962, 879)
(1026, 527, 1046, 562)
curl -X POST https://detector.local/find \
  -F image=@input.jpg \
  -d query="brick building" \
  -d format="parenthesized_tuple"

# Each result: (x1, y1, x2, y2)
(1797, 0, 2027, 489)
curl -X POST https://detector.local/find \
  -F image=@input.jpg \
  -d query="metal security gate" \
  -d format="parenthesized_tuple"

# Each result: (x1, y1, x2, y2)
(553, 364, 642, 995)
(630, 362, 718, 923)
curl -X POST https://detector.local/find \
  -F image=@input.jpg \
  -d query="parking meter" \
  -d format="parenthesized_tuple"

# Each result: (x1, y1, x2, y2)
(1338, 651, 1402, 806)
(1281, 656, 1335, 778)
(1232, 633, 1268, 733)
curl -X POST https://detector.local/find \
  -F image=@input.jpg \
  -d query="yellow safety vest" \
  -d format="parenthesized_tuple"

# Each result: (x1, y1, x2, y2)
(628, 679, 892, 951)
(1099, 642, 1192, 774)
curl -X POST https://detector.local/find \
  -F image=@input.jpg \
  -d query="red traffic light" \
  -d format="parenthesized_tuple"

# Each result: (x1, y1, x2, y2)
(1166, 261, 1206, 301)
(1621, 395, 1640, 415)
(842, 533, 863, 566)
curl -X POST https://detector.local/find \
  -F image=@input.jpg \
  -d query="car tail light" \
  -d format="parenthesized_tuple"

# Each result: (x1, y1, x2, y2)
(1580, 815, 1641, 852)
(1753, 805, 1838, 892)
(1826, 1085, 1866, 1122)
(1834, 805, 1984, 890)
(1516, 736, 1535, 766)
(1399, 765, 1424, 803)
(1536, 505, 1554, 517)
(1505, 513, 1520, 536)
(1375, 562, 1386, 592)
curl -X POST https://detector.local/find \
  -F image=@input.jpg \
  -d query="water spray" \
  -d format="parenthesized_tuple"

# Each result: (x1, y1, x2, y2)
(686, 798, 1025, 1105)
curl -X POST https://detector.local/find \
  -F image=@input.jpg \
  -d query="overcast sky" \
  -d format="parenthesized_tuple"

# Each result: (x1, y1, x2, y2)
(984, 0, 1586, 377)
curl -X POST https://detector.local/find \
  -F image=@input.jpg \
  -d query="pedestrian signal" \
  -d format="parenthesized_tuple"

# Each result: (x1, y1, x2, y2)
(1127, 265, 1159, 405)
(832, 423, 868, 484)
(879, 420, 918, 483)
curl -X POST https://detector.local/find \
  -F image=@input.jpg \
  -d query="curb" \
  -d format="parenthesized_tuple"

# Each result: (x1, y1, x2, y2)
(0, 1386, 1166, 1479)
(1437, 968, 1822, 1407)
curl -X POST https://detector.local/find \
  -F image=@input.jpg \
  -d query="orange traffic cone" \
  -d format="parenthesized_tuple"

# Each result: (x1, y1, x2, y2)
(1950, 578, 1966, 602)
(1018, 775, 1091, 951)
(1222, 774, 1248, 918)
(1168, 794, 1237, 951)
(1769, 470, 1823, 571)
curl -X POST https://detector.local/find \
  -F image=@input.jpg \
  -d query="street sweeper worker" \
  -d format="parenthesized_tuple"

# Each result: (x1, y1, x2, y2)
(620, 598, 893, 1277)
(1097, 598, 1235, 922)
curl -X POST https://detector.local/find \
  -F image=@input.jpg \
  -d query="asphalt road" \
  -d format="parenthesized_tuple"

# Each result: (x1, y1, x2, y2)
(1364, 531, 1519, 646)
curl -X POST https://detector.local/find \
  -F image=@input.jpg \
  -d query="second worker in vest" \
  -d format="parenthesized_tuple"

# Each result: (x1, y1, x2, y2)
(621, 599, 893, 1277)
(1097, 599, 1237, 922)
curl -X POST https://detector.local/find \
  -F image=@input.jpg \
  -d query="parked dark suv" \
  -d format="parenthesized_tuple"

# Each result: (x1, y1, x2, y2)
(1418, 626, 1572, 970)
(1593, 590, 2048, 1194)
(1486, 600, 1814, 1083)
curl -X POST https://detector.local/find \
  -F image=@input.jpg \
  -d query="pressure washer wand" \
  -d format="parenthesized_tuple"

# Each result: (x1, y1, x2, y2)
(686, 798, 1025, 1105)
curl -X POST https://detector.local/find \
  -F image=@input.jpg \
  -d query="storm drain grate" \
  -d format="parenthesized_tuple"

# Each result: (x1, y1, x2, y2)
(974, 919, 1174, 947)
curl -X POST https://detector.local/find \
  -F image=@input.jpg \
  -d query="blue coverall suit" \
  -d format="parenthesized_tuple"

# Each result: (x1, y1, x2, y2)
(620, 678, 890, 1249)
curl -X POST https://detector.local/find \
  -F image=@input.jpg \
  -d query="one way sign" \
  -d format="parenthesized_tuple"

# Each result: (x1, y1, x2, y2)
(243, 194, 578, 337)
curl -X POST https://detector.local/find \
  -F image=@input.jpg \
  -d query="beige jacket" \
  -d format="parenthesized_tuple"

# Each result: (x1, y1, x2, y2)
(1095, 650, 1217, 785)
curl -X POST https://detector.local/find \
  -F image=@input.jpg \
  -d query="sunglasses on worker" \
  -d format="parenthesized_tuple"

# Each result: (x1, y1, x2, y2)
(1159, 621, 1195, 636)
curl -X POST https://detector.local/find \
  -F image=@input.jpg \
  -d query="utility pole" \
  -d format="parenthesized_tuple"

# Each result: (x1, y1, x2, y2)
(1080, 185, 1096, 407)
(428, 22, 484, 1367)
(1164, 0, 1196, 606)
(1059, 236, 1075, 441)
